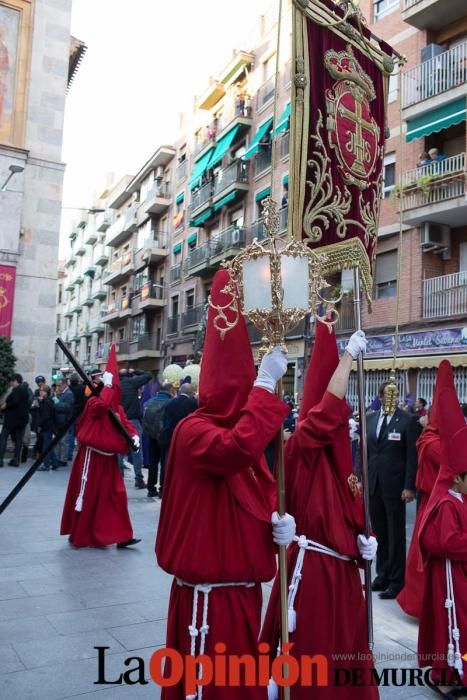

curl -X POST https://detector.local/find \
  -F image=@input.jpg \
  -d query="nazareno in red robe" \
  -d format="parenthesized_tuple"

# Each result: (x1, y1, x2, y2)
(261, 322, 378, 700)
(60, 347, 137, 548)
(418, 376, 467, 685)
(155, 270, 288, 700)
(396, 360, 452, 619)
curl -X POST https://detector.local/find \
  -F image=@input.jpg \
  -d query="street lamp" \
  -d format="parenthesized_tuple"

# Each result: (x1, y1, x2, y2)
(1, 164, 24, 192)
(62, 207, 106, 214)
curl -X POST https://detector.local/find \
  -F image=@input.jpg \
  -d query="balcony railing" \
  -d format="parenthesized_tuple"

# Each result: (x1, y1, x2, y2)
(400, 153, 466, 210)
(257, 77, 275, 109)
(176, 160, 187, 182)
(128, 333, 161, 353)
(281, 130, 290, 159)
(140, 282, 166, 303)
(210, 226, 246, 259)
(141, 231, 168, 250)
(185, 241, 211, 272)
(423, 271, 467, 319)
(403, 0, 422, 8)
(189, 181, 213, 215)
(181, 304, 205, 330)
(255, 147, 272, 176)
(402, 41, 467, 108)
(170, 263, 182, 284)
(167, 316, 179, 335)
(279, 205, 288, 233)
(213, 160, 249, 197)
(335, 294, 355, 332)
(249, 207, 288, 242)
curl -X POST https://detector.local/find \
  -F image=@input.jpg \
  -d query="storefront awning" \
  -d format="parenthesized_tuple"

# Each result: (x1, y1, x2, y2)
(189, 149, 214, 190)
(175, 192, 185, 205)
(255, 186, 271, 202)
(243, 117, 273, 160)
(406, 98, 467, 142)
(187, 233, 197, 246)
(357, 354, 467, 371)
(274, 102, 290, 135)
(172, 242, 182, 254)
(191, 208, 213, 227)
(213, 191, 238, 211)
(208, 125, 240, 169)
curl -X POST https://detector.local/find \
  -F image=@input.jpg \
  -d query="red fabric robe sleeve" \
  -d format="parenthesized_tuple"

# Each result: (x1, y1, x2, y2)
(293, 391, 351, 452)
(86, 387, 115, 418)
(184, 387, 288, 477)
(422, 500, 467, 562)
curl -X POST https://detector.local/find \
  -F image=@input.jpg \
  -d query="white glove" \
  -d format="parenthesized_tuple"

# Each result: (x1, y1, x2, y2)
(357, 534, 378, 561)
(267, 678, 279, 700)
(254, 346, 288, 393)
(132, 435, 140, 451)
(345, 330, 368, 359)
(271, 511, 296, 546)
(102, 371, 113, 387)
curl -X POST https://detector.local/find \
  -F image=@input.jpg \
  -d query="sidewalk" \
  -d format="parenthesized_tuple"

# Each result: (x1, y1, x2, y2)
(0, 463, 434, 699)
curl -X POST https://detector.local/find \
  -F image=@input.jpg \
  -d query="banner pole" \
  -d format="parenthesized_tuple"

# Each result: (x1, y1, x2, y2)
(352, 266, 374, 651)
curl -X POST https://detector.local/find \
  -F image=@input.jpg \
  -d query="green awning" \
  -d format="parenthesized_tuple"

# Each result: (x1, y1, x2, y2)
(187, 233, 197, 246)
(243, 117, 274, 160)
(406, 98, 467, 142)
(189, 149, 214, 189)
(175, 192, 185, 205)
(191, 208, 213, 227)
(275, 102, 290, 135)
(213, 191, 238, 211)
(255, 187, 271, 202)
(207, 125, 240, 169)
(172, 243, 182, 254)
(282, 174, 289, 186)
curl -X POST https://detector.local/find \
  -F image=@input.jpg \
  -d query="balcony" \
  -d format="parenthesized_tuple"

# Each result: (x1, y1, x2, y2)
(176, 160, 187, 182)
(105, 206, 137, 247)
(213, 160, 249, 202)
(215, 101, 253, 143)
(103, 251, 135, 286)
(189, 181, 213, 219)
(170, 263, 182, 285)
(167, 316, 179, 336)
(64, 279, 75, 292)
(210, 226, 247, 265)
(81, 324, 92, 338)
(184, 241, 214, 277)
(119, 295, 132, 318)
(94, 245, 109, 266)
(423, 271, 467, 319)
(399, 153, 467, 226)
(402, 0, 466, 31)
(402, 41, 467, 112)
(101, 301, 120, 323)
(279, 205, 288, 233)
(181, 304, 205, 332)
(64, 304, 73, 318)
(249, 206, 288, 242)
(96, 213, 111, 232)
(65, 255, 76, 268)
(71, 299, 82, 314)
(76, 243, 86, 256)
(118, 334, 162, 361)
(257, 76, 275, 110)
(90, 319, 105, 334)
(255, 147, 272, 177)
(280, 130, 290, 160)
(141, 232, 169, 264)
(85, 228, 98, 245)
(138, 283, 166, 311)
(92, 283, 107, 300)
(82, 292, 94, 307)
(73, 273, 84, 286)
(144, 183, 171, 215)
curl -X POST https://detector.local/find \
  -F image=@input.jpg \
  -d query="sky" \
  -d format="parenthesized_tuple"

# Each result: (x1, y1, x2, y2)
(60, 0, 277, 249)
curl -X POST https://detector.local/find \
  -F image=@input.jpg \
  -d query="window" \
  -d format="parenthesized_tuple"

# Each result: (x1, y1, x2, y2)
(382, 152, 396, 198)
(388, 70, 398, 103)
(171, 296, 179, 317)
(118, 328, 125, 341)
(263, 54, 275, 81)
(375, 251, 397, 298)
(186, 290, 195, 310)
(374, 0, 399, 21)
(58, 285, 63, 304)
(132, 315, 146, 339)
(230, 207, 244, 228)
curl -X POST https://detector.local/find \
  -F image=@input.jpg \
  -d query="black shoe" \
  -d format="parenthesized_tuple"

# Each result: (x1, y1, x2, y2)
(371, 577, 389, 592)
(147, 490, 158, 498)
(116, 538, 141, 549)
(134, 480, 146, 489)
(379, 586, 402, 600)
(8, 460, 19, 467)
(57, 460, 67, 467)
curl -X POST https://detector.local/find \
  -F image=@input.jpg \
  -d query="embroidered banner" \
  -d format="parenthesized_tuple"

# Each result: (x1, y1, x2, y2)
(290, 0, 396, 303)
(0, 264, 16, 338)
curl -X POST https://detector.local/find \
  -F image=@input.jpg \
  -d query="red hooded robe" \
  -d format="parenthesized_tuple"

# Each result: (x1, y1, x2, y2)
(261, 321, 378, 699)
(155, 269, 288, 700)
(418, 372, 467, 686)
(396, 360, 450, 618)
(60, 345, 137, 547)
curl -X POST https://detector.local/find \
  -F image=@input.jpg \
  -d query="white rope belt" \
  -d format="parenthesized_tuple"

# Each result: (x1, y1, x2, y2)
(176, 578, 255, 700)
(75, 446, 115, 512)
(445, 559, 464, 678)
(287, 535, 353, 633)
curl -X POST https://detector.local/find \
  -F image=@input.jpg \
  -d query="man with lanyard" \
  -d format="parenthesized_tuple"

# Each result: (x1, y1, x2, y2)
(156, 269, 296, 699)
(262, 321, 378, 699)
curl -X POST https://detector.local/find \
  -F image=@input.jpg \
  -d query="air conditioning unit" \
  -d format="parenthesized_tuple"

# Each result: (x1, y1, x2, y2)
(420, 222, 450, 252)
(155, 166, 164, 180)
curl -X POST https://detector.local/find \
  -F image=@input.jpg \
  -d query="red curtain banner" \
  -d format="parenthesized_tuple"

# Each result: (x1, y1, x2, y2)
(0, 265, 16, 338)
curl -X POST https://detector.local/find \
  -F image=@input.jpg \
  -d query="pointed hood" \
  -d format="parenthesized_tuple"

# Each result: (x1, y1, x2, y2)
(105, 344, 121, 411)
(299, 319, 338, 422)
(196, 269, 255, 427)
(419, 369, 465, 555)
(416, 360, 453, 471)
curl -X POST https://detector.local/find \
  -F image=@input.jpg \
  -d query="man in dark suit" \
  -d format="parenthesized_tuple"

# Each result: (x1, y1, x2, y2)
(366, 382, 420, 599)
(0, 373, 31, 467)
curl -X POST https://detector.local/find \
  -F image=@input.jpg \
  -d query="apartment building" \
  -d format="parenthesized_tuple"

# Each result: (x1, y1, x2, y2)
(335, 0, 467, 405)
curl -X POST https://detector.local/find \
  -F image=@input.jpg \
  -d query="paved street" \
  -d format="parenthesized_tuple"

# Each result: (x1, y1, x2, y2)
(0, 462, 435, 699)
